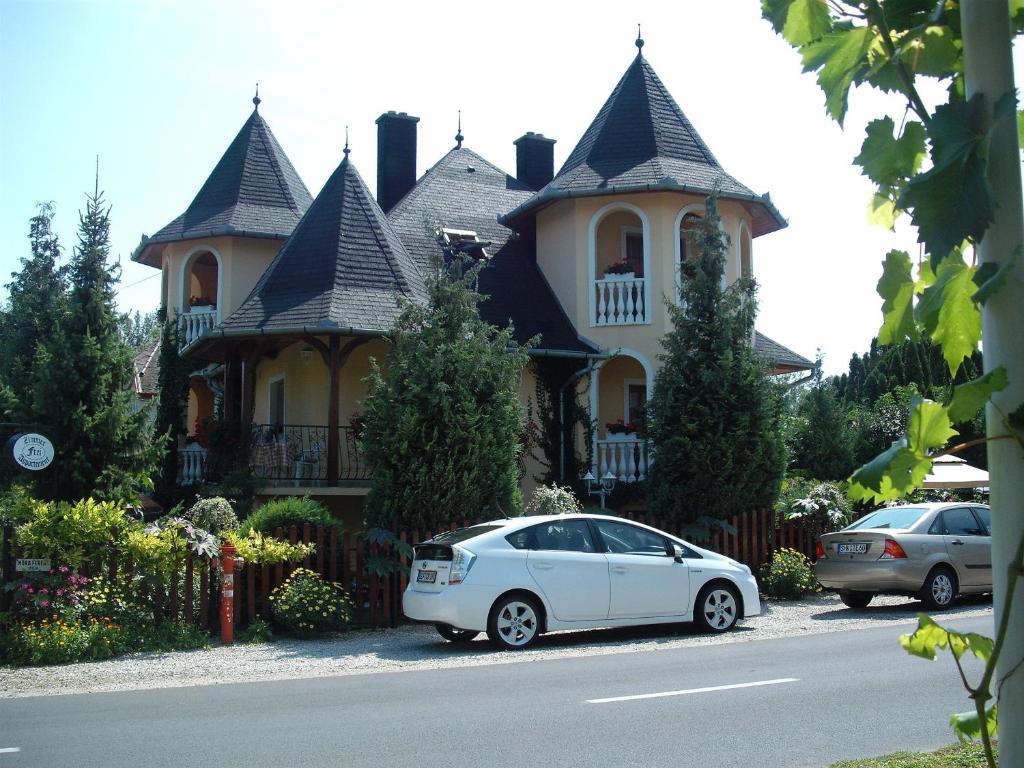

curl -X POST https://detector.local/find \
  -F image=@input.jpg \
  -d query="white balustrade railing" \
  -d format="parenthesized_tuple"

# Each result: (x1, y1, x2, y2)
(594, 276, 647, 325)
(179, 307, 217, 348)
(178, 444, 208, 484)
(596, 437, 649, 483)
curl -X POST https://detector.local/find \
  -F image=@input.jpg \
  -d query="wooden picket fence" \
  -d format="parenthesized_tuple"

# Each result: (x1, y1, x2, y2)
(1, 511, 827, 635)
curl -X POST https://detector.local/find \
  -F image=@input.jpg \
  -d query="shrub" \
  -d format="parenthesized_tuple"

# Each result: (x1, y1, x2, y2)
(224, 530, 315, 566)
(777, 477, 851, 531)
(526, 484, 582, 515)
(269, 567, 352, 635)
(237, 618, 273, 644)
(4, 567, 89, 622)
(759, 548, 819, 600)
(16, 498, 131, 567)
(183, 496, 237, 534)
(5, 616, 127, 665)
(81, 576, 152, 630)
(242, 497, 341, 535)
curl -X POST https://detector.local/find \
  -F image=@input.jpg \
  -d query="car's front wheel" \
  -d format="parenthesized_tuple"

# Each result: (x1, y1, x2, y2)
(694, 583, 740, 633)
(839, 589, 874, 609)
(435, 624, 479, 643)
(920, 566, 958, 610)
(487, 594, 541, 650)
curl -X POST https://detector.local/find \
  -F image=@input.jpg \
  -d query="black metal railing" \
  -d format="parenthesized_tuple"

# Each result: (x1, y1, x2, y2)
(247, 424, 369, 487)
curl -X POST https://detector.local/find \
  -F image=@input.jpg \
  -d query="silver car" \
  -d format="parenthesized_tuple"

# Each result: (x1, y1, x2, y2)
(815, 503, 991, 610)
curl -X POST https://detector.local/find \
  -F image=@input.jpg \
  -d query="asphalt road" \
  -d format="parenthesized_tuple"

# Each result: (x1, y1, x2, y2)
(0, 615, 993, 768)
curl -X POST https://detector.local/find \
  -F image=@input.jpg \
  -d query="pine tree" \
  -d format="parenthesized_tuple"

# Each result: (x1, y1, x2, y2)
(645, 195, 785, 530)
(791, 382, 855, 481)
(0, 202, 67, 417)
(361, 254, 531, 531)
(31, 186, 162, 501)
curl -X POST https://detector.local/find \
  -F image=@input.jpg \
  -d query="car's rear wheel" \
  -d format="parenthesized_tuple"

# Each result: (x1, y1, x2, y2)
(487, 594, 541, 650)
(694, 583, 740, 633)
(839, 589, 874, 609)
(435, 624, 479, 643)
(920, 566, 958, 610)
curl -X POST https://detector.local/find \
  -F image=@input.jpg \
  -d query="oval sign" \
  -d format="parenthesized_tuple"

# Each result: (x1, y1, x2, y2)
(8, 432, 55, 471)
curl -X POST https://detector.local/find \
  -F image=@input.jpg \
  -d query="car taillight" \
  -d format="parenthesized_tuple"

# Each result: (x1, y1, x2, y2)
(815, 542, 826, 560)
(449, 546, 476, 585)
(880, 539, 907, 560)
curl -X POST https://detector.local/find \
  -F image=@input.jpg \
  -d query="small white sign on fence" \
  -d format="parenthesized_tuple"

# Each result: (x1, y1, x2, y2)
(15, 558, 51, 572)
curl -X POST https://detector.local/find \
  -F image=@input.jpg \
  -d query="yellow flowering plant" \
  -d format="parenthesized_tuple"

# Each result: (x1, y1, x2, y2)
(269, 567, 352, 635)
(759, 547, 819, 600)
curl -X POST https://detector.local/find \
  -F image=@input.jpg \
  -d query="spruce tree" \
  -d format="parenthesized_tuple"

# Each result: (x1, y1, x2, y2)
(645, 195, 785, 530)
(791, 381, 855, 481)
(0, 202, 67, 417)
(32, 187, 162, 501)
(361, 254, 530, 531)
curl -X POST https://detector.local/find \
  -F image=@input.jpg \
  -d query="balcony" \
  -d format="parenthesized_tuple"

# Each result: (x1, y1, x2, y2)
(593, 275, 647, 325)
(179, 306, 217, 349)
(247, 424, 369, 487)
(596, 436, 649, 483)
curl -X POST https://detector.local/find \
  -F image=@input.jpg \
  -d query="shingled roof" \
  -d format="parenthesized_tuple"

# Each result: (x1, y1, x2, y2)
(754, 331, 813, 373)
(211, 152, 426, 339)
(133, 105, 313, 266)
(503, 52, 786, 237)
(388, 146, 597, 355)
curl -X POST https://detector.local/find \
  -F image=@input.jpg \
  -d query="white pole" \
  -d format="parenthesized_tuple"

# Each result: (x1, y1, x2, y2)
(962, 2, 1024, 763)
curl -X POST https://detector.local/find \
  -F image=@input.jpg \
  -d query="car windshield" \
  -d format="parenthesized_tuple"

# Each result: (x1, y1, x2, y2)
(845, 507, 928, 531)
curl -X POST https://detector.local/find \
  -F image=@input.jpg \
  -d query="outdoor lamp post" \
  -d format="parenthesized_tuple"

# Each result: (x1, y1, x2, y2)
(583, 470, 617, 509)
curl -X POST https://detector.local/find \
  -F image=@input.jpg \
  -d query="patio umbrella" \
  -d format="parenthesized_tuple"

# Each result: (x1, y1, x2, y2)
(922, 455, 990, 489)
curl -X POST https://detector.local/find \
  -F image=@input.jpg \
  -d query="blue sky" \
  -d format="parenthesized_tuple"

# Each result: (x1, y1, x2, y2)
(1, 0, 1020, 375)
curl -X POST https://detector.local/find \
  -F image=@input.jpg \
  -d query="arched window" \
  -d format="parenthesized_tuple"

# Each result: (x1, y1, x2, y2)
(739, 223, 753, 280)
(588, 202, 651, 326)
(679, 212, 703, 263)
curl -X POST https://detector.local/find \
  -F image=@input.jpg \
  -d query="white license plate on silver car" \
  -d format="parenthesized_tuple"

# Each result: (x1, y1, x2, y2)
(417, 570, 437, 583)
(838, 543, 867, 555)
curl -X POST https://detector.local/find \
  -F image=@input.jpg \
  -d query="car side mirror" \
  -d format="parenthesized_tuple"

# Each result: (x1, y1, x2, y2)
(672, 544, 684, 563)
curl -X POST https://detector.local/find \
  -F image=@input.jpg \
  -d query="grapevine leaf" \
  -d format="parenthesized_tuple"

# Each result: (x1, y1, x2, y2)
(947, 367, 1008, 424)
(900, 614, 962, 660)
(965, 632, 994, 663)
(971, 246, 1021, 305)
(883, 0, 939, 32)
(867, 192, 899, 230)
(848, 437, 930, 502)
(781, 0, 832, 45)
(901, 96, 993, 265)
(761, 0, 795, 35)
(906, 397, 957, 455)
(951, 705, 998, 743)
(877, 250, 918, 344)
(902, 26, 959, 77)
(801, 25, 876, 125)
(1009, 403, 1024, 432)
(915, 257, 981, 375)
(855, 118, 927, 187)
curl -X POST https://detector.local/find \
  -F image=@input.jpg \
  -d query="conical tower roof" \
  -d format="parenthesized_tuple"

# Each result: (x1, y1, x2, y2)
(133, 105, 313, 265)
(216, 152, 426, 336)
(503, 52, 786, 236)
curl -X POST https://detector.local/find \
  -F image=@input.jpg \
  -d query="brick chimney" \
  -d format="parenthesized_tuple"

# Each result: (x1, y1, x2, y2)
(513, 132, 556, 191)
(375, 111, 420, 213)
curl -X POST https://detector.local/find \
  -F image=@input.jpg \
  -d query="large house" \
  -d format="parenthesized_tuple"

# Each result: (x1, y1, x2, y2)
(132, 37, 811, 525)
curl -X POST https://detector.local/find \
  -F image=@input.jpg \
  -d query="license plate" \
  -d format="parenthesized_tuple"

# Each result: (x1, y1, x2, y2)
(417, 570, 437, 583)
(838, 543, 867, 555)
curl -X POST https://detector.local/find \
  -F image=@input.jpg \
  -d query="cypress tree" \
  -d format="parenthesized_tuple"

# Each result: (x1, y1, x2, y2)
(645, 195, 785, 530)
(31, 186, 162, 501)
(791, 383, 855, 481)
(361, 254, 531, 531)
(0, 202, 67, 417)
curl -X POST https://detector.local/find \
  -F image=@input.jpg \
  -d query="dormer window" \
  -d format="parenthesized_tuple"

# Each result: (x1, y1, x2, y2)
(441, 228, 491, 260)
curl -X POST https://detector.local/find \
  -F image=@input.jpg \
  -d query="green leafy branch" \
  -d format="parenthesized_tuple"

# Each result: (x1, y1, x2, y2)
(764, 1, 1024, 762)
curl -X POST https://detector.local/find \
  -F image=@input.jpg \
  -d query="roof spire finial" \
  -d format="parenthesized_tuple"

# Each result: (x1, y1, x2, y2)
(253, 83, 261, 111)
(343, 125, 350, 157)
(635, 24, 644, 54)
(455, 110, 464, 149)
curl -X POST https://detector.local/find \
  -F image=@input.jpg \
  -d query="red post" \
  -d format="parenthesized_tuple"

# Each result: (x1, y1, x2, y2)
(220, 540, 237, 645)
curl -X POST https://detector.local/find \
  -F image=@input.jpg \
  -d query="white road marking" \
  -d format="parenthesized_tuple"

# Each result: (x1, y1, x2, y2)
(0, 748, 21, 754)
(586, 677, 799, 704)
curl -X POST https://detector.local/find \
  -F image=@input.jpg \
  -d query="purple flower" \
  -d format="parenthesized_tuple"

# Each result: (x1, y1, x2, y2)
(59, 566, 70, 574)
(39, 600, 50, 608)
(26, 587, 34, 594)
(39, 588, 49, 594)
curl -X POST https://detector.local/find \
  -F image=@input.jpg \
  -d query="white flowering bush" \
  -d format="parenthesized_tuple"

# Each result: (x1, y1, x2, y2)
(526, 484, 582, 515)
(183, 496, 238, 534)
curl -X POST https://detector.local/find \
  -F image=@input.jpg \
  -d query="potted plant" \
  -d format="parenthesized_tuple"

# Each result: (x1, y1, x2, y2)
(603, 259, 635, 280)
(189, 295, 216, 310)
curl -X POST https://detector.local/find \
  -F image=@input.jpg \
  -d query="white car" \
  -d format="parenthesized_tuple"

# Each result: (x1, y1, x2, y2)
(402, 513, 761, 649)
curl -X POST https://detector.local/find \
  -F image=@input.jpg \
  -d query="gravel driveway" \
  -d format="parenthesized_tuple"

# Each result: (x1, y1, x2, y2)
(0, 593, 992, 699)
